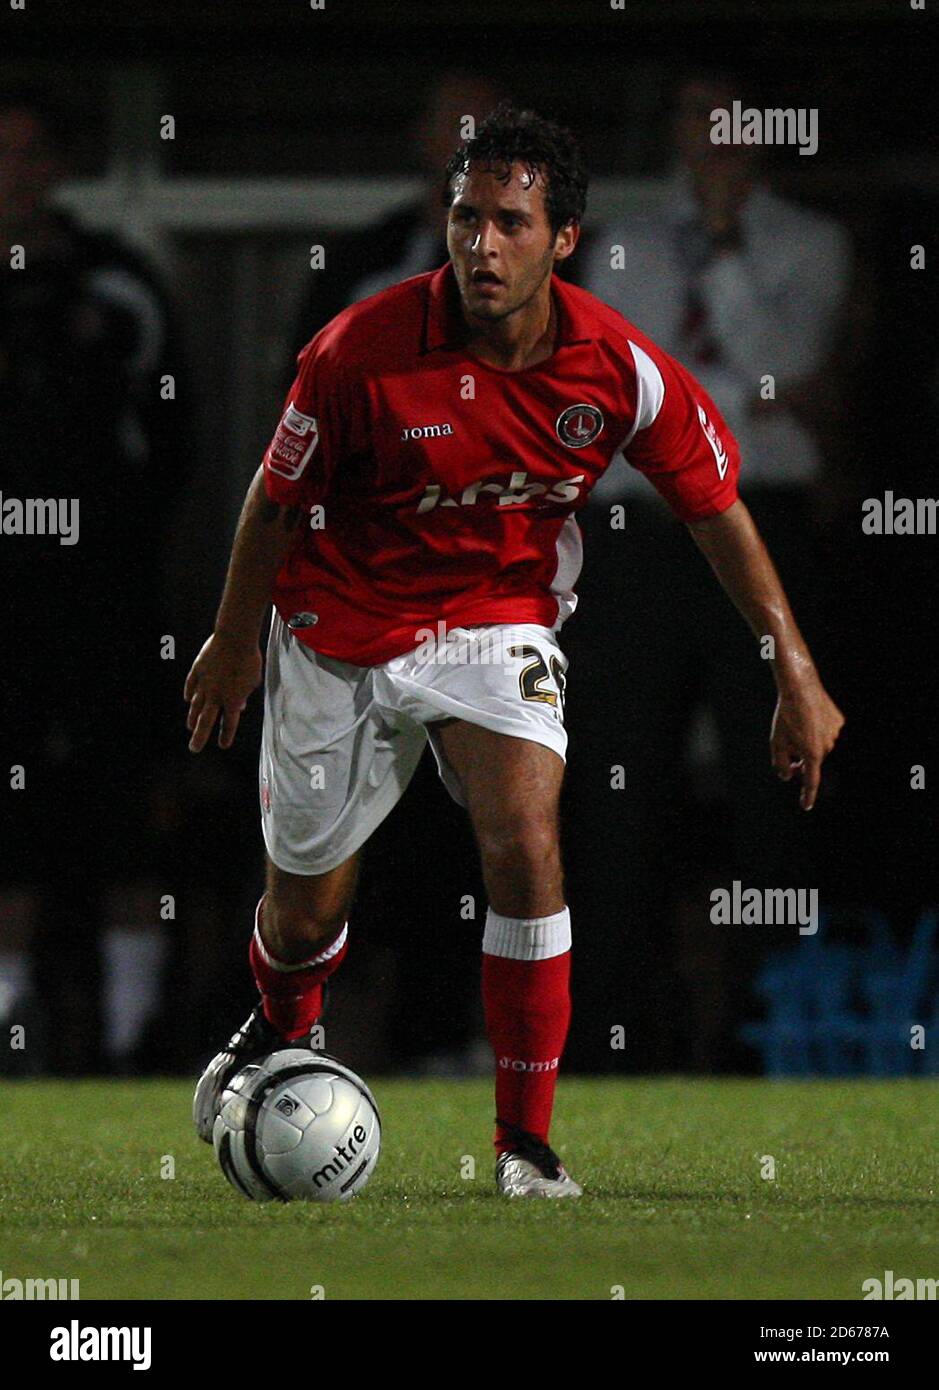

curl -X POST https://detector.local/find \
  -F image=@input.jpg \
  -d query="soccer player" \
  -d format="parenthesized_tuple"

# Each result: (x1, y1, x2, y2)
(186, 102, 843, 1198)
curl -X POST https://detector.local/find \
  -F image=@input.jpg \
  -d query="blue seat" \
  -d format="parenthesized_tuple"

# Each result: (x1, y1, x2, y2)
(807, 944, 864, 1075)
(741, 954, 816, 1076)
(741, 909, 939, 1077)
(860, 912, 937, 1075)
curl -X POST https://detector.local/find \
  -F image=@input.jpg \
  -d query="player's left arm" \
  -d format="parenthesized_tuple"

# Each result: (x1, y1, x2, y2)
(686, 498, 844, 811)
(622, 338, 844, 809)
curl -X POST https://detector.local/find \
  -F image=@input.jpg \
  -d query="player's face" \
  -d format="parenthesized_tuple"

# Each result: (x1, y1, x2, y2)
(446, 161, 571, 323)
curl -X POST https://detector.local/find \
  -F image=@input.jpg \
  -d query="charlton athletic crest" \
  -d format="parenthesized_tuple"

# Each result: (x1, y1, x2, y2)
(556, 403, 603, 449)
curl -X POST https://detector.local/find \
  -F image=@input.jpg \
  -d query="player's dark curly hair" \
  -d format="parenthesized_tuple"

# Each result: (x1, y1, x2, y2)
(441, 100, 588, 238)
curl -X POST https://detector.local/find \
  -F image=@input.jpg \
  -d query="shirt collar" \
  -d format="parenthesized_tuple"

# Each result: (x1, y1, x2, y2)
(422, 259, 594, 355)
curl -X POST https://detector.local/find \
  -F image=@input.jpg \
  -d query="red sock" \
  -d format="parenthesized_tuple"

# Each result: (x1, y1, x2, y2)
(482, 907, 572, 1152)
(248, 898, 348, 1041)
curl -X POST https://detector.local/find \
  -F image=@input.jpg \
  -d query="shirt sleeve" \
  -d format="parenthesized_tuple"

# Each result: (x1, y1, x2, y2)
(621, 337, 741, 522)
(262, 331, 360, 508)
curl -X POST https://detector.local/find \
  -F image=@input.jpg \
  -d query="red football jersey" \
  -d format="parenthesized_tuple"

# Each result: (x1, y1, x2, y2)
(263, 261, 740, 665)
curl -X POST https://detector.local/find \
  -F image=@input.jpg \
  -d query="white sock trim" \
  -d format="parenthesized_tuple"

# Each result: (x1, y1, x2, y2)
(482, 906, 571, 962)
(253, 900, 348, 973)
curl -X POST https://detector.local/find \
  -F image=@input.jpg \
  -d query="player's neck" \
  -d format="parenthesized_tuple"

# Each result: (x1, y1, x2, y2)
(463, 285, 557, 372)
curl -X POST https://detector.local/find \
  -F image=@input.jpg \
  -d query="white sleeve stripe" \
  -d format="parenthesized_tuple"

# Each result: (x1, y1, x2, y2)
(619, 340, 666, 450)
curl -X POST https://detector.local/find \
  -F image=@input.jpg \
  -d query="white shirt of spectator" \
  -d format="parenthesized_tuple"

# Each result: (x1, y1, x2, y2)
(583, 169, 851, 503)
(348, 225, 441, 305)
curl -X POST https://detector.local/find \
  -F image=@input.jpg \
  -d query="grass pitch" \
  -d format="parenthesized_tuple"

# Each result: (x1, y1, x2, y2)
(1, 1078, 936, 1300)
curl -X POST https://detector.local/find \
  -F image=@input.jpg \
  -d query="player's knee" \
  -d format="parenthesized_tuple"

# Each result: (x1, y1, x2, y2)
(476, 818, 559, 880)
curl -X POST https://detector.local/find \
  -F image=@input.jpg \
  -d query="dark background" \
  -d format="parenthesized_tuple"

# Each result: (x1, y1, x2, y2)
(1, 0, 936, 1078)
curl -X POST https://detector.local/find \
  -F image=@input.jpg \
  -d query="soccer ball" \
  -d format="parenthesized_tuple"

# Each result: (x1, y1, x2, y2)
(212, 1049, 381, 1203)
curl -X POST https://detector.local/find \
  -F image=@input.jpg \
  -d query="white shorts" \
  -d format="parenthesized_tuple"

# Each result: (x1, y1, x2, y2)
(260, 614, 569, 875)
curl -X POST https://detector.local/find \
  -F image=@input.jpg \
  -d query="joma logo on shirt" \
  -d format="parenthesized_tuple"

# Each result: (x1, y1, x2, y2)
(401, 422, 454, 440)
(417, 470, 586, 513)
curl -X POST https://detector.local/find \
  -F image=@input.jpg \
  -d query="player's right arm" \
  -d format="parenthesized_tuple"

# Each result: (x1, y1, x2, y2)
(184, 327, 358, 752)
(184, 468, 302, 752)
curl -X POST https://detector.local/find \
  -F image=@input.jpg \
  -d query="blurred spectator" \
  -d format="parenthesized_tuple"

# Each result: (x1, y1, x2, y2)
(583, 67, 851, 500)
(561, 67, 853, 1072)
(290, 70, 505, 354)
(0, 89, 190, 1073)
